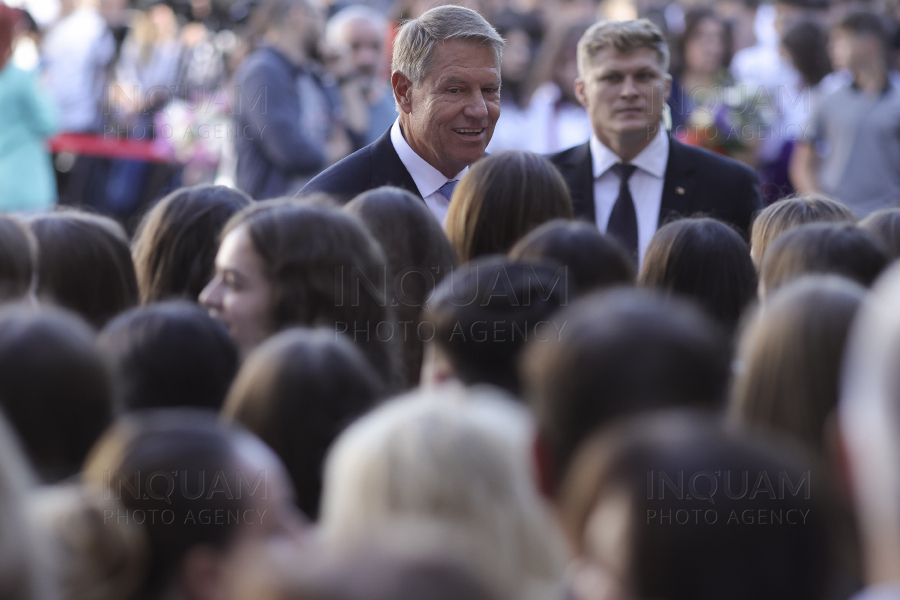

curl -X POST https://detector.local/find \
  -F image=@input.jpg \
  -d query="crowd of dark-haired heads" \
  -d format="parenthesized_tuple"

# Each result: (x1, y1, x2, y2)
(9, 1, 900, 599)
(0, 175, 898, 600)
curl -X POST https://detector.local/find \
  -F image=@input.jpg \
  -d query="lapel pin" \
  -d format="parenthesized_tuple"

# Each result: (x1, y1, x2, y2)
(675, 186, 685, 195)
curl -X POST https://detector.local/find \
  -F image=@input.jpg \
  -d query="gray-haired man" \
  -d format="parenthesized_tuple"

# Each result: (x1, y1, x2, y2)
(301, 4, 504, 222)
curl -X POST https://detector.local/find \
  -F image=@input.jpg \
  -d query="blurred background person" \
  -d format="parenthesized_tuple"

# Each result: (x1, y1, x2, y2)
(234, 0, 355, 199)
(323, 5, 395, 147)
(0, 3, 57, 213)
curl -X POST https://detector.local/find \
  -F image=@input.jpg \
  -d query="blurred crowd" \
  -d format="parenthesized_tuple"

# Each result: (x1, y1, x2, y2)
(2, 1, 900, 600)
(8, 0, 900, 218)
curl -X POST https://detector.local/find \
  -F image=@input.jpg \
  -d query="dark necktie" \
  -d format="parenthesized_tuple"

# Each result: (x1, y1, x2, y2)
(439, 179, 458, 202)
(607, 163, 638, 262)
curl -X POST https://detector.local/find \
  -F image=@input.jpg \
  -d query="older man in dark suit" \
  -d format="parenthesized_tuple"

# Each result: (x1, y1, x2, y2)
(301, 5, 504, 223)
(549, 19, 761, 265)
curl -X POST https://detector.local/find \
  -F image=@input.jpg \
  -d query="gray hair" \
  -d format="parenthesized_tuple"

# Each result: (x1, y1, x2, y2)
(391, 5, 505, 88)
(577, 18, 670, 76)
(325, 4, 390, 47)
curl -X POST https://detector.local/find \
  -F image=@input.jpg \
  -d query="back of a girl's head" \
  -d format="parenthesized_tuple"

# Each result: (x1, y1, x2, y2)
(345, 187, 457, 386)
(750, 195, 857, 266)
(0, 215, 36, 303)
(560, 412, 839, 600)
(320, 386, 566, 596)
(83, 409, 297, 600)
(760, 223, 888, 296)
(34, 485, 147, 600)
(132, 185, 251, 304)
(0, 408, 51, 600)
(445, 151, 573, 263)
(0, 305, 111, 481)
(640, 218, 757, 333)
(29, 211, 138, 328)
(98, 301, 239, 412)
(223, 327, 383, 520)
(730, 275, 865, 453)
(860, 207, 900, 261)
(509, 219, 634, 293)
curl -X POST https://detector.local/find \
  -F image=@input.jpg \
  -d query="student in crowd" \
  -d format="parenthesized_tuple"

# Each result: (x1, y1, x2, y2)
(131, 185, 251, 304)
(344, 186, 457, 388)
(558, 413, 846, 600)
(0, 408, 53, 600)
(0, 305, 111, 481)
(444, 151, 573, 264)
(199, 200, 399, 387)
(509, 219, 635, 295)
(222, 328, 383, 521)
(749, 194, 858, 268)
(421, 257, 571, 396)
(0, 215, 37, 303)
(29, 210, 138, 329)
(758, 223, 888, 297)
(34, 484, 147, 600)
(639, 218, 758, 334)
(841, 262, 900, 600)
(730, 275, 865, 455)
(319, 386, 568, 600)
(859, 208, 900, 262)
(521, 289, 731, 497)
(82, 410, 305, 600)
(98, 301, 239, 412)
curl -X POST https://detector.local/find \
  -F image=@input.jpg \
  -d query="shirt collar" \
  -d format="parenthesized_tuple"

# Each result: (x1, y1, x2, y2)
(589, 127, 669, 180)
(391, 119, 467, 197)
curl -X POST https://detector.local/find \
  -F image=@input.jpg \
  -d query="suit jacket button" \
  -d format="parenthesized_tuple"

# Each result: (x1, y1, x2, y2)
(675, 186, 685, 195)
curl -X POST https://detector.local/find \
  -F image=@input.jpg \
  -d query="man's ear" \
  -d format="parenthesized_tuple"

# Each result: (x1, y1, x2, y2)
(574, 78, 588, 108)
(392, 71, 414, 115)
(533, 433, 558, 501)
(663, 73, 673, 103)
(179, 545, 225, 600)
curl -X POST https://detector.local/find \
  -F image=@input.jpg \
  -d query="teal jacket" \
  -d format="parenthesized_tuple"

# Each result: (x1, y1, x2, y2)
(0, 64, 58, 212)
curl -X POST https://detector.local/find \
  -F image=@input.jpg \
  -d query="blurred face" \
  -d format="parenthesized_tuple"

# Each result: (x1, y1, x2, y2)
(575, 47, 671, 153)
(685, 18, 726, 76)
(341, 18, 385, 81)
(829, 29, 878, 72)
(395, 39, 501, 178)
(200, 225, 274, 356)
(502, 29, 532, 85)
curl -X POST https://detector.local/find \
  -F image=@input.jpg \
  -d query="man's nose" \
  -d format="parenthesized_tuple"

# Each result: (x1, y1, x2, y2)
(620, 76, 639, 97)
(464, 90, 489, 119)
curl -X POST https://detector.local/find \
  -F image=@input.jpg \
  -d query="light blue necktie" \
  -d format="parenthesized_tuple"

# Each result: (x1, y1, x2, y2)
(439, 179, 458, 202)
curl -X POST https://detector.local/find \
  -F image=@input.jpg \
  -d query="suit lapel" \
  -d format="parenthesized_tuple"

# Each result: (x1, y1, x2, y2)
(659, 137, 698, 227)
(368, 129, 421, 198)
(562, 142, 596, 223)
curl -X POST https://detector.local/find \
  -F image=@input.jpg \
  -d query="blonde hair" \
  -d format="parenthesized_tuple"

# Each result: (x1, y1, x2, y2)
(577, 19, 670, 76)
(33, 485, 147, 600)
(749, 194, 857, 268)
(319, 385, 568, 600)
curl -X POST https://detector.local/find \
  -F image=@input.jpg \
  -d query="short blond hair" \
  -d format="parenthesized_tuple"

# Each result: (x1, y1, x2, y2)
(577, 19, 669, 76)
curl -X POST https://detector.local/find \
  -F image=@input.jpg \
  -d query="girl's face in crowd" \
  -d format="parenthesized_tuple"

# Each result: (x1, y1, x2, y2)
(200, 224, 274, 356)
(685, 17, 726, 75)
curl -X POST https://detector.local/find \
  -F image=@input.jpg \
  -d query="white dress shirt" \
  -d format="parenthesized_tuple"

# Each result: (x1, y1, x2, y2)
(391, 119, 466, 224)
(590, 128, 669, 266)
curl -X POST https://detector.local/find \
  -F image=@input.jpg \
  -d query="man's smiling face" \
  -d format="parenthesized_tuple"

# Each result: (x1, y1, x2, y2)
(394, 39, 501, 178)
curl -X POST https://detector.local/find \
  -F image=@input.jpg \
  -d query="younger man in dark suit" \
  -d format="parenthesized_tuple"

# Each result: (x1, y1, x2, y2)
(549, 19, 761, 265)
